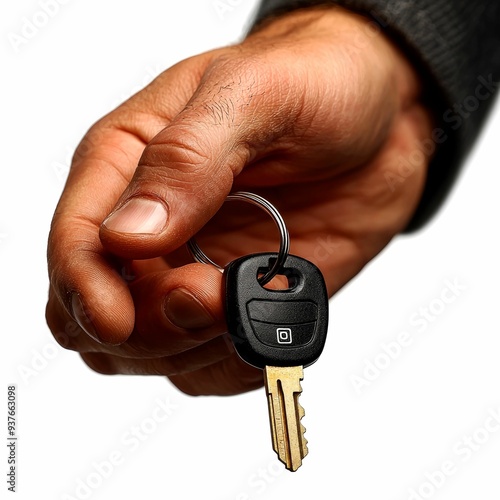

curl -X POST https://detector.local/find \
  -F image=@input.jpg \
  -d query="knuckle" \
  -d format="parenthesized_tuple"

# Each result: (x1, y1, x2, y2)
(136, 128, 217, 193)
(141, 128, 210, 172)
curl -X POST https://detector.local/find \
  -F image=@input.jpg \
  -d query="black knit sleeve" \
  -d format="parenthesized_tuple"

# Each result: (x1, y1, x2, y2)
(251, 0, 500, 231)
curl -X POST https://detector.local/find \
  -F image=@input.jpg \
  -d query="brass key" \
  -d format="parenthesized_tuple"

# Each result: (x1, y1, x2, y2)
(264, 365, 308, 471)
(188, 193, 329, 472)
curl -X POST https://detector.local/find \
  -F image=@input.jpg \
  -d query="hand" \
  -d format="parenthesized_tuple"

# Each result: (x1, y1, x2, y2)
(45, 6, 434, 395)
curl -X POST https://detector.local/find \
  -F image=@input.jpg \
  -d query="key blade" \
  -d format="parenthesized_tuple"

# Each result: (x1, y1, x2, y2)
(264, 366, 308, 472)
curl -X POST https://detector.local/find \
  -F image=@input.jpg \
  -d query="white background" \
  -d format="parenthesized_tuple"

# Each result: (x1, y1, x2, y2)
(1, 1, 499, 499)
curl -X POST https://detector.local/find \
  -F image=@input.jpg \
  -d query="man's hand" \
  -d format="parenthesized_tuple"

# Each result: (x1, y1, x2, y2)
(45, 6, 434, 395)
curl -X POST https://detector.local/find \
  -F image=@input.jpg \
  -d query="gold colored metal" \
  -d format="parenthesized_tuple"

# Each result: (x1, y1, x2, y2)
(263, 365, 308, 472)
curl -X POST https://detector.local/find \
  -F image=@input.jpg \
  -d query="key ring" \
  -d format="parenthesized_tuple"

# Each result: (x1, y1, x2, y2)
(187, 191, 290, 286)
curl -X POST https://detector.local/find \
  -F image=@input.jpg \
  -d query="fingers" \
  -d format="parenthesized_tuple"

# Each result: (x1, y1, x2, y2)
(79, 344, 263, 396)
(168, 354, 263, 396)
(46, 263, 226, 356)
(48, 259, 263, 396)
(79, 335, 234, 376)
(47, 125, 146, 344)
(46, 56, 212, 344)
(128, 263, 226, 354)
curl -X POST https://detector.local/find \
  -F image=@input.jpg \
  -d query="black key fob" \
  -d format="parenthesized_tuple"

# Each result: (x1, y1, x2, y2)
(224, 253, 329, 369)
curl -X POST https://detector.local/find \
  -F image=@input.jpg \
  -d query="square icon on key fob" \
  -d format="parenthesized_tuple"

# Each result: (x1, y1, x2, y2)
(276, 328, 293, 344)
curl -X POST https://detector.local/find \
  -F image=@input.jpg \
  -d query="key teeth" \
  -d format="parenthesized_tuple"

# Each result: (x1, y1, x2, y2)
(299, 415, 308, 457)
(301, 423, 308, 449)
(297, 396, 308, 458)
(298, 402, 305, 420)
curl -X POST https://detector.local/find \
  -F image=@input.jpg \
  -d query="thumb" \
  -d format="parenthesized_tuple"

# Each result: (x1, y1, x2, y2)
(99, 58, 294, 259)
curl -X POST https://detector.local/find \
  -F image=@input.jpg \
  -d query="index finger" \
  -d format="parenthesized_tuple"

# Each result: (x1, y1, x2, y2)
(47, 122, 146, 344)
(46, 55, 218, 344)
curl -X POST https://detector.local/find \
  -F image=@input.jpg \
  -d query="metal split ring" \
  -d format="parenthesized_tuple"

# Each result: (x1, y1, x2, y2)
(187, 191, 290, 286)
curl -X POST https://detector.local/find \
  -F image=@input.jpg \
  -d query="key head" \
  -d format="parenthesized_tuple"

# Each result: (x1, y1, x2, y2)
(224, 253, 329, 369)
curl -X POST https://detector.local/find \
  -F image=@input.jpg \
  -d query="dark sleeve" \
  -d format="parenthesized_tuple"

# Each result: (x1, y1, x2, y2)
(251, 0, 500, 231)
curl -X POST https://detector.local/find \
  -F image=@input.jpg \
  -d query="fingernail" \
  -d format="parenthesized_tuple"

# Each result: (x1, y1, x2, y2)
(164, 289, 215, 329)
(71, 293, 101, 343)
(103, 197, 167, 235)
